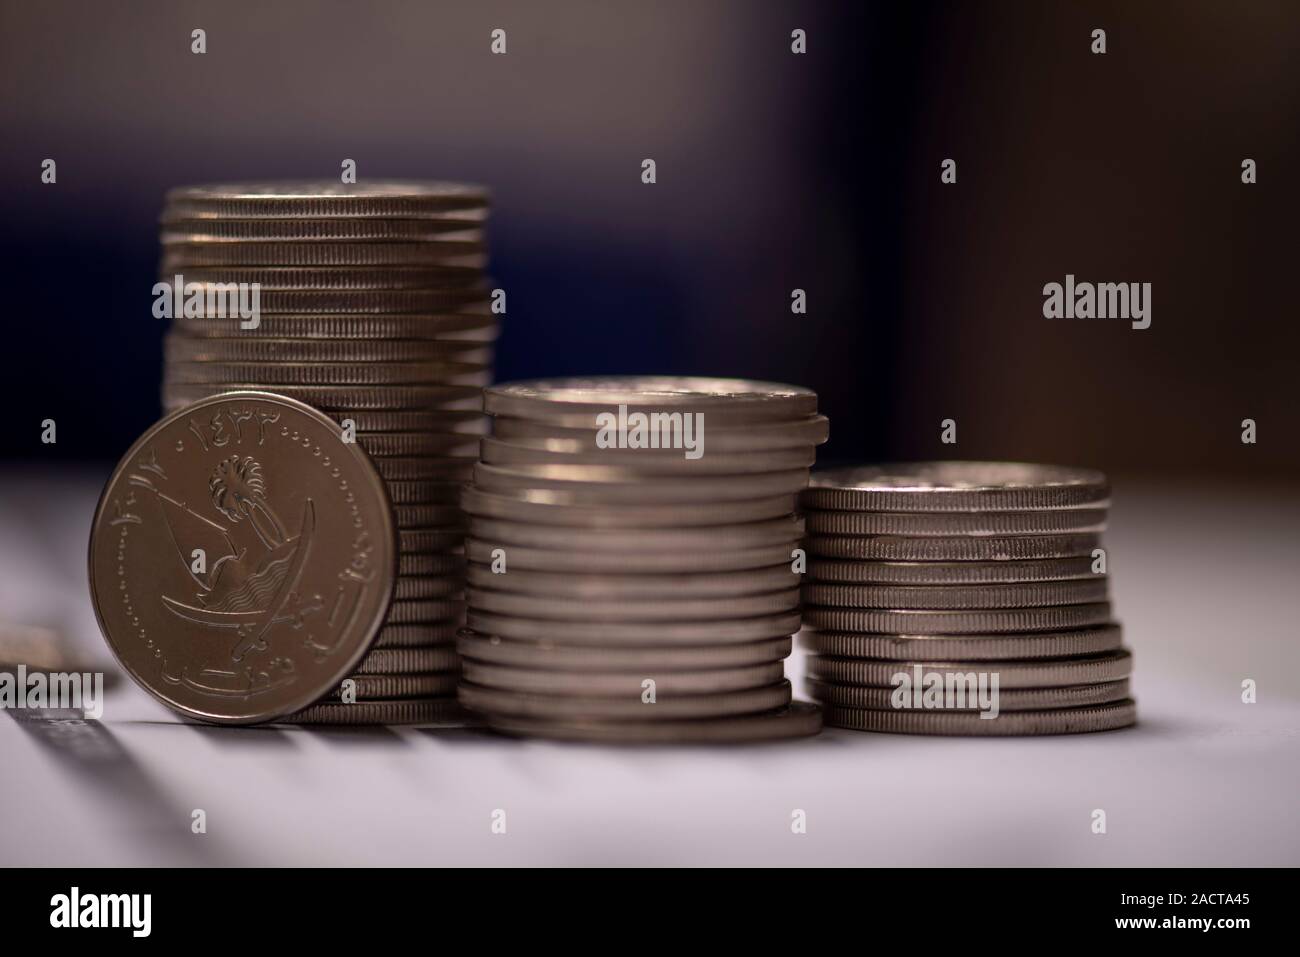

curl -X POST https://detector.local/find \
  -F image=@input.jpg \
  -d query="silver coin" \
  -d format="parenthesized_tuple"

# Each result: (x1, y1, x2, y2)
(463, 660, 785, 696)
(485, 377, 818, 425)
(163, 382, 484, 411)
(360, 434, 481, 459)
(393, 504, 468, 528)
(467, 609, 803, 646)
(801, 579, 1109, 610)
(457, 630, 792, 670)
(389, 481, 476, 506)
(159, 285, 489, 314)
(385, 599, 466, 624)
(373, 623, 462, 648)
(473, 462, 811, 504)
(160, 240, 487, 268)
(355, 646, 461, 675)
(164, 180, 489, 217)
(460, 486, 796, 527)
(803, 602, 1112, 634)
(806, 557, 1100, 585)
(394, 575, 466, 600)
(803, 463, 1110, 512)
(172, 312, 498, 341)
(466, 537, 799, 573)
(459, 679, 792, 720)
(808, 677, 1131, 711)
(806, 648, 1133, 688)
(803, 533, 1102, 561)
(803, 508, 1108, 537)
(396, 552, 466, 576)
(159, 265, 482, 290)
(165, 335, 493, 364)
(481, 701, 822, 743)
(166, 360, 490, 387)
(480, 436, 815, 474)
(330, 411, 489, 434)
(493, 414, 830, 451)
(160, 219, 485, 243)
(822, 700, 1136, 735)
(468, 586, 800, 622)
(466, 563, 801, 598)
(399, 528, 468, 552)
(798, 624, 1123, 661)
(283, 697, 469, 726)
(326, 672, 460, 700)
(379, 458, 476, 482)
(467, 515, 803, 552)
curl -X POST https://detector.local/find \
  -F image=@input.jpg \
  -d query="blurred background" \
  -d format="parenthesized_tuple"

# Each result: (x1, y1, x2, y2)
(2, 0, 1296, 478)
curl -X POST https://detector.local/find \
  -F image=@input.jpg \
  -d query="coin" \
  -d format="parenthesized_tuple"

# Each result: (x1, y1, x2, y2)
(492, 414, 830, 451)
(164, 336, 493, 364)
(803, 508, 1108, 537)
(160, 285, 489, 314)
(467, 609, 802, 645)
(467, 515, 803, 552)
(802, 463, 1110, 512)
(392, 575, 464, 599)
(484, 377, 818, 425)
(465, 563, 801, 598)
(166, 360, 490, 386)
(467, 587, 800, 622)
(807, 678, 1131, 711)
(805, 557, 1100, 585)
(355, 646, 460, 675)
(480, 701, 822, 743)
(803, 602, 1113, 634)
(822, 700, 1136, 735)
(803, 533, 1102, 561)
(164, 180, 489, 218)
(88, 392, 396, 724)
(163, 382, 484, 411)
(389, 481, 475, 506)
(801, 579, 1110, 610)
(397, 553, 466, 576)
(327, 411, 489, 434)
(457, 631, 792, 670)
(463, 660, 786, 696)
(160, 240, 487, 268)
(384, 599, 466, 624)
(480, 436, 816, 473)
(327, 672, 460, 699)
(798, 625, 1123, 661)
(160, 265, 482, 290)
(160, 219, 484, 243)
(399, 528, 468, 552)
(373, 623, 461, 648)
(171, 312, 498, 341)
(465, 537, 798, 573)
(378, 457, 476, 482)
(460, 486, 796, 528)
(361, 435, 481, 460)
(393, 503, 470, 527)
(284, 697, 470, 726)
(473, 462, 810, 503)
(459, 679, 792, 720)
(805, 649, 1133, 688)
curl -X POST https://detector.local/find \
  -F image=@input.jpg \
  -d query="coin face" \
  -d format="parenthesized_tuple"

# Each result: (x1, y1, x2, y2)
(88, 392, 397, 724)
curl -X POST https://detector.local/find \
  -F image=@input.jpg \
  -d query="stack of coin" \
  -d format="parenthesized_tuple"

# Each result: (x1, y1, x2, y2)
(799, 463, 1136, 735)
(156, 182, 496, 724)
(457, 377, 828, 742)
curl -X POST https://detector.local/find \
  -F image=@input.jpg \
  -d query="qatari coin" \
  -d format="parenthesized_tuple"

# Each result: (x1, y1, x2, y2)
(485, 377, 818, 425)
(88, 392, 396, 725)
(161, 285, 488, 314)
(467, 587, 799, 622)
(466, 537, 798, 573)
(480, 701, 822, 743)
(808, 678, 1131, 711)
(467, 609, 802, 646)
(166, 360, 489, 387)
(804, 508, 1108, 537)
(803, 533, 1102, 562)
(163, 382, 483, 411)
(803, 603, 1112, 635)
(164, 180, 489, 218)
(806, 557, 1100, 585)
(160, 265, 480, 290)
(465, 563, 800, 598)
(330, 411, 488, 434)
(467, 515, 802, 552)
(385, 599, 466, 624)
(798, 625, 1123, 661)
(373, 623, 461, 648)
(480, 436, 816, 474)
(160, 219, 484, 243)
(464, 660, 785, 696)
(172, 312, 498, 341)
(803, 463, 1110, 512)
(284, 697, 470, 726)
(806, 649, 1133, 689)
(801, 579, 1109, 610)
(397, 553, 466, 576)
(393, 503, 469, 527)
(355, 646, 460, 675)
(361, 434, 481, 460)
(328, 672, 460, 699)
(822, 700, 1136, 735)
(165, 336, 492, 364)
(460, 486, 796, 528)
(457, 631, 792, 670)
(399, 528, 468, 553)
(160, 240, 486, 268)
(379, 458, 476, 483)
(389, 481, 475, 506)
(394, 575, 465, 600)
(493, 414, 830, 452)
(459, 679, 792, 720)
(473, 462, 810, 504)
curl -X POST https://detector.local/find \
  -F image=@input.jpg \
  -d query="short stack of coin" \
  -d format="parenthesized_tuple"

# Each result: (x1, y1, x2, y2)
(799, 463, 1136, 735)
(457, 377, 827, 742)
(157, 182, 496, 724)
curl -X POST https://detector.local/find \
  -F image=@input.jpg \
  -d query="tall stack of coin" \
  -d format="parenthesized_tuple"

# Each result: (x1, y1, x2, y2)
(457, 377, 827, 742)
(156, 182, 495, 724)
(799, 463, 1136, 735)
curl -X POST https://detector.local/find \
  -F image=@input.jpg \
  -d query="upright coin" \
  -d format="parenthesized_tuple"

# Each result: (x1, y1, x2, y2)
(88, 392, 396, 724)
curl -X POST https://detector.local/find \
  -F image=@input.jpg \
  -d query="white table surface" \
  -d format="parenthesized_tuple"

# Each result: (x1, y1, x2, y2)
(2, 468, 1297, 866)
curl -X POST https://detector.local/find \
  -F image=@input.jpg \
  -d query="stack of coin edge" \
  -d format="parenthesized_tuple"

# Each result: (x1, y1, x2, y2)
(157, 181, 496, 725)
(457, 377, 828, 742)
(798, 463, 1136, 735)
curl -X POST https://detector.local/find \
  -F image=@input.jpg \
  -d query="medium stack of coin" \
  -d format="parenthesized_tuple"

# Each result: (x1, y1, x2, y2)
(457, 377, 828, 742)
(156, 182, 496, 724)
(799, 463, 1136, 735)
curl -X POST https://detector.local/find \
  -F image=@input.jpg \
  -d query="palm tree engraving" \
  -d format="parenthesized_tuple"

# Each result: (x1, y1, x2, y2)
(209, 456, 288, 550)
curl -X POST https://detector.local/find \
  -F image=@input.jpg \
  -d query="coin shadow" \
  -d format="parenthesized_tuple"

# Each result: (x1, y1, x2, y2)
(411, 725, 504, 745)
(279, 725, 412, 747)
